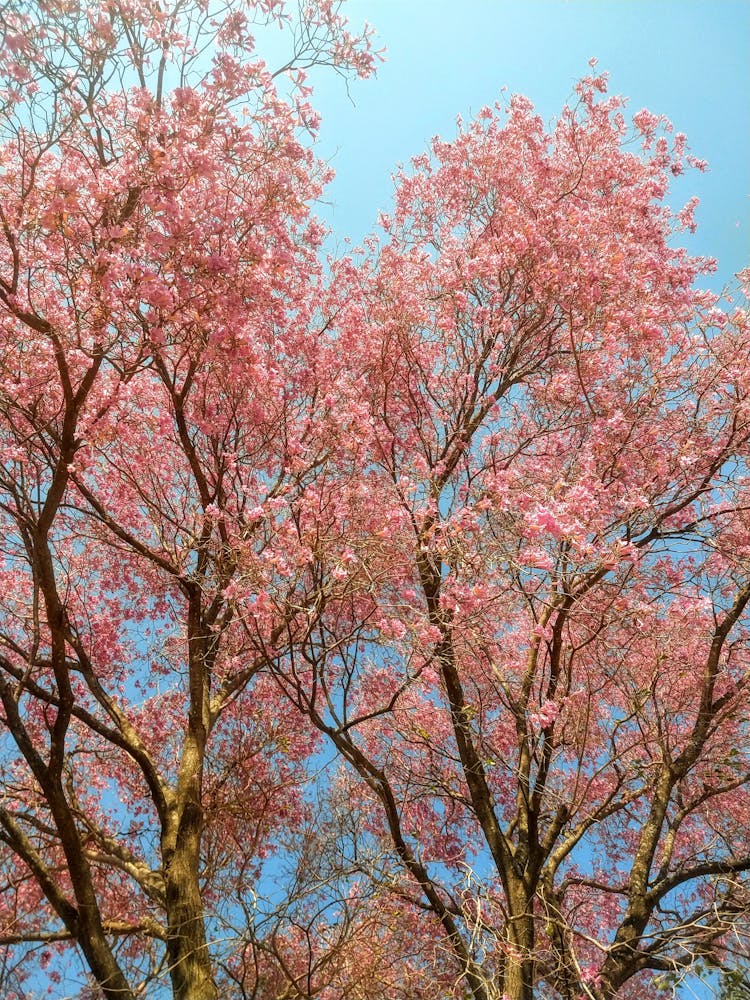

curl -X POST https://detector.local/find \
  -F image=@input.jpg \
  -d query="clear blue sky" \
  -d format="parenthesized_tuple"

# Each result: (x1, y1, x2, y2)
(309, 0, 749, 287)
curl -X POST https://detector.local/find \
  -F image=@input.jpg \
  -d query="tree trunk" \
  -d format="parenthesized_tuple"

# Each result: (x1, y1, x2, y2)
(158, 595, 219, 999)
(162, 738, 218, 1000)
(504, 957, 535, 1000)
(503, 882, 535, 1000)
(163, 803, 218, 1000)
(76, 933, 137, 1000)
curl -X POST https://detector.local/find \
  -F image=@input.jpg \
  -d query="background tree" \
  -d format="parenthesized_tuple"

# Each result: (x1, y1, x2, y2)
(0, 2, 379, 997)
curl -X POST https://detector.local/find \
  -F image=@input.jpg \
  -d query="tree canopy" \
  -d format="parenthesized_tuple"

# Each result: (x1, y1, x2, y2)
(0, 3, 748, 999)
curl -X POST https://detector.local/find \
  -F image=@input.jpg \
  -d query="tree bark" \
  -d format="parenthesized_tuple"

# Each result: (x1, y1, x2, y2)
(162, 793, 218, 1000)
(161, 597, 218, 1000)
(503, 879, 535, 1000)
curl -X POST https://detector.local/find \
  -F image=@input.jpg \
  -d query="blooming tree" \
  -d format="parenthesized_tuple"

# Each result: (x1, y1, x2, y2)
(270, 73, 750, 1000)
(0, 2, 379, 997)
(0, 3, 748, 999)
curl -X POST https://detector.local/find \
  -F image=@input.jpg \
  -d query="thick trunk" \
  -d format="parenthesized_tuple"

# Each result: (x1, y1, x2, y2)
(162, 729, 218, 1000)
(158, 593, 219, 1000)
(503, 882, 535, 1000)
(504, 957, 535, 1000)
(76, 933, 136, 1000)
(163, 810, 217, 1000)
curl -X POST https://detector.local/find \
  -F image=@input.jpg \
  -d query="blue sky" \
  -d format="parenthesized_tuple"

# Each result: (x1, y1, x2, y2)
(309, 0, 749, 286)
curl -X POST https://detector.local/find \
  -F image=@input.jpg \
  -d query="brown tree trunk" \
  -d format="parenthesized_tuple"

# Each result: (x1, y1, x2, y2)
(504, 955, 535, 1000)
(503, 881, 535, 1000)
(163, 816, 217, 999)
(75, 933, 137, 1000)
(162, 735, 218, 1000)
(161, 599, 219, 1000)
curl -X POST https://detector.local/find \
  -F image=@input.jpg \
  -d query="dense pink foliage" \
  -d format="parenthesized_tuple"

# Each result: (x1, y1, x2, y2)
(0, 5, 748, 999)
